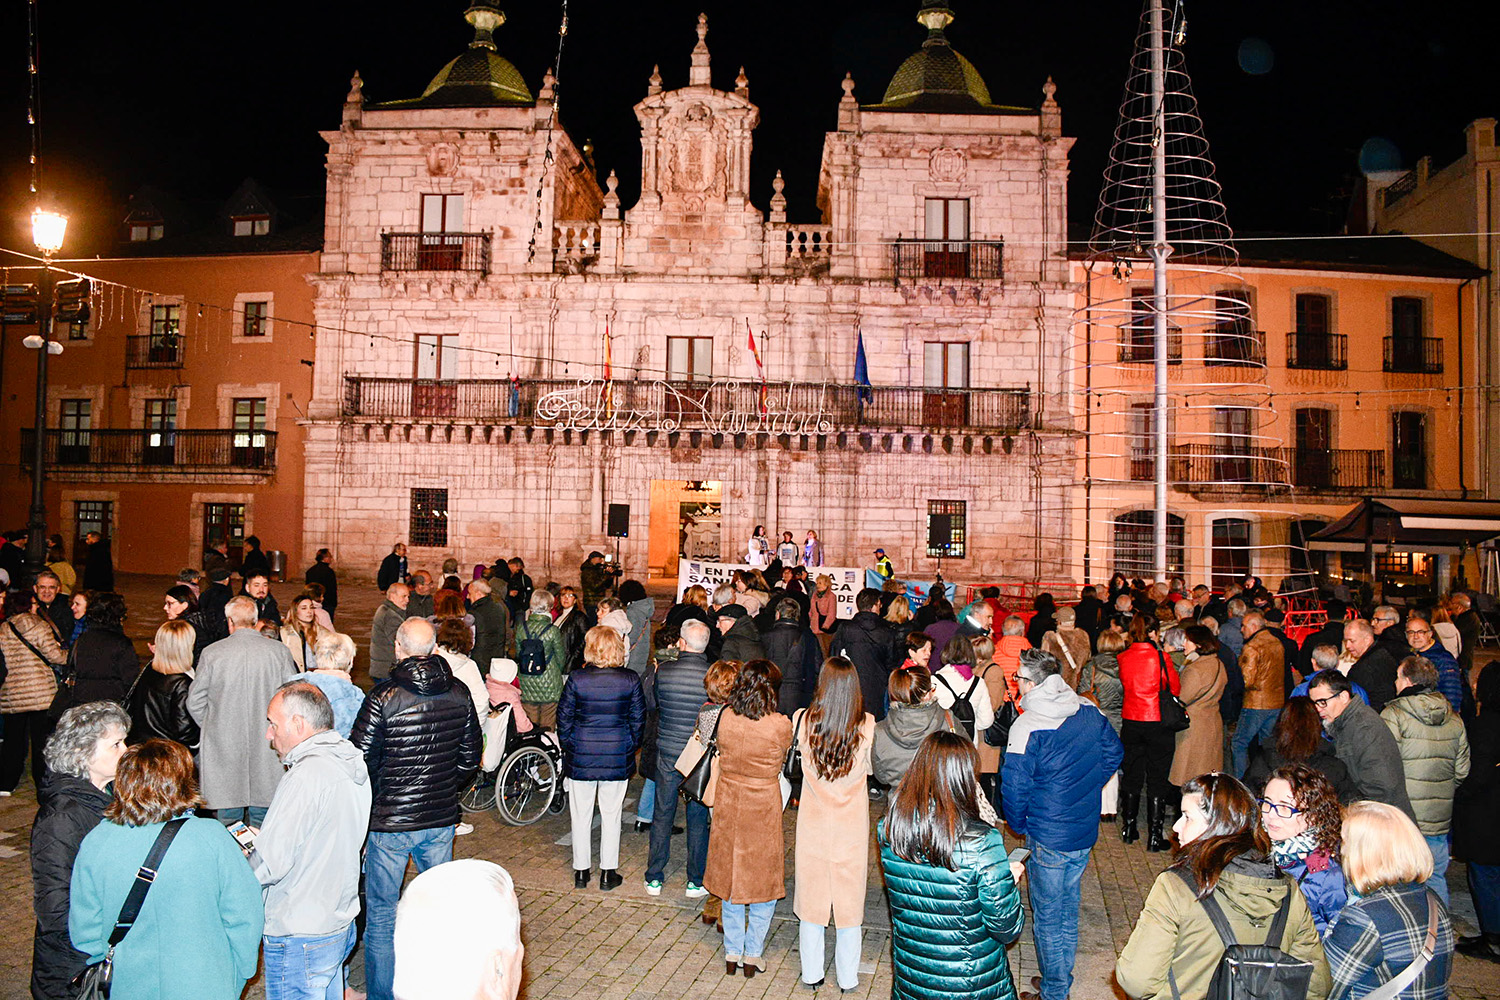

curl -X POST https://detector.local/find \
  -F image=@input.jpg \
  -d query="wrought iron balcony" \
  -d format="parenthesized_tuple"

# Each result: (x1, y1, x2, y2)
(1117, 328, 1184, 364)
(341, 376, 1031, 435)
(1204, 328, 1266, 367)
(890, 240, 1003, 281)
(380, 232, 491, 273)
(125, 335, 183, 369)
(1383, 336, 1443, 374)
(20, 429, 277, 474)
(1128, 445, 1385, 492)
(1285, 332, 1348, 371)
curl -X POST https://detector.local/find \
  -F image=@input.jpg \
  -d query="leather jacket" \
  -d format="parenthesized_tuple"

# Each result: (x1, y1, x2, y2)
(128, 669, 200, 748)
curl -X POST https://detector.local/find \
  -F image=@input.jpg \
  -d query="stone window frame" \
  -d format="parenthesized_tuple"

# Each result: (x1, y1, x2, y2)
(231, 292, 276, 344)
(46, 384, 107, 427)
(127, 385, 192, 429)
(1205, 512, 1260, 589)
(60, 489, 121, 560)
(189, 491, 256, 568)
(216, 383, 280, 430)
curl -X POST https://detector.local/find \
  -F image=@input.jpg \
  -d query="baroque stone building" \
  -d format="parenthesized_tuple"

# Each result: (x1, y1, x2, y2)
(305, 2, 1078, 583)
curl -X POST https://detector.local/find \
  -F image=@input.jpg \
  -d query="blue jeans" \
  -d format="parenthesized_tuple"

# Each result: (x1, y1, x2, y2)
(1231, 708, 1280, 779)
(636, 778, 657, 823)
(1423, 834, 1451, 909)
(723, 900, 777, 959)
(644, 761, 711, 885)
(1026, 838, 1091, 1000)
(263, 922, 356, 1000)
(1470, 863, 1500, 933)
(218, 806, 268, 827)
(364, 826, 455, 1000)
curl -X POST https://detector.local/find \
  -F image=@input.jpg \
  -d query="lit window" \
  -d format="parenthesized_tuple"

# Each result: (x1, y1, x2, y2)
(233, 217, 270, 237)
(243, 301, 269, 337)
(411, 488, 450, 548)
(129, 224, 163, 242)
(926, 500, 967, 559)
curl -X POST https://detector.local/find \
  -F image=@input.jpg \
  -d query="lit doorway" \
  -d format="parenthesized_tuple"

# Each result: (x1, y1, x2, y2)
(648, 480, 723, 579)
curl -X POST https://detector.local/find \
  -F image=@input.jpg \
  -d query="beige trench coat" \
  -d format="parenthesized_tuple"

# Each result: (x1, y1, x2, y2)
(793, 710, 875, 927)
(1169, 653, 1227, 786)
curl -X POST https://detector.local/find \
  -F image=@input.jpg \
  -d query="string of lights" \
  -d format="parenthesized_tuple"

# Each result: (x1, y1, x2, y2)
(525, 0, 570, 265)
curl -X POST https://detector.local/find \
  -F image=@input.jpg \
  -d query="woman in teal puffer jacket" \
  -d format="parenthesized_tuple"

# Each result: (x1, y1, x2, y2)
(878, 731, 1025, 1000)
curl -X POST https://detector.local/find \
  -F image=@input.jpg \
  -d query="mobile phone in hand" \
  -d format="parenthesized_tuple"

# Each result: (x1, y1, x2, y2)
(227, 820, 256, 855)
(1007, 847, 1030, 866)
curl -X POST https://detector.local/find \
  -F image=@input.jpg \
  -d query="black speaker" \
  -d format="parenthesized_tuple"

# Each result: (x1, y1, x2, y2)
(928, 514, 952, 552)
(607, 503, 630, 538)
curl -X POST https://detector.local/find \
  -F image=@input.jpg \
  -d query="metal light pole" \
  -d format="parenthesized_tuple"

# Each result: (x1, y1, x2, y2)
(1148, 0, 1172, 583)
(25, 208, 68, 580)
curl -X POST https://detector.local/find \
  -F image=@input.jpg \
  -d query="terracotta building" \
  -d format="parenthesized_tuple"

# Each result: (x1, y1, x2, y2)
(0, 181, 319, 576)
(304, 3, 1077, 584)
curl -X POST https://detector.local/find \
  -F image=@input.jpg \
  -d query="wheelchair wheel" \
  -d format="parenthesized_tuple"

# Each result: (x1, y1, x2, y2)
(494, 746, 559, 826)
(460, 769, 498, 814)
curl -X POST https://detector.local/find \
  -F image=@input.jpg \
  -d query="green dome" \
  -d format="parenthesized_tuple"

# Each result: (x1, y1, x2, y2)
(414, 48, 533, 107)
(881, 43, 994, 109)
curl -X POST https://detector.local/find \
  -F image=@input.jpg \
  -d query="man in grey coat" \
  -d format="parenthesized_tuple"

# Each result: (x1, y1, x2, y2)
(252, 681, 372, 997)
(370, 583, 410, 681)
(1308, 668, 1415, 821)
(467, 579, 511, 673)
(187, 595, 298, 826)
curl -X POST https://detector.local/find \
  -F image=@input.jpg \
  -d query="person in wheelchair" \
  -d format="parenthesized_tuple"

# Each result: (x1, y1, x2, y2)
(464, 659, 568, 826)
(485, 658, 533, 733)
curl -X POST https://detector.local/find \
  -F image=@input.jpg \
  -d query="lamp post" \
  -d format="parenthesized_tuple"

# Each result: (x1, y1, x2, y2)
(24, 207, 67, 580)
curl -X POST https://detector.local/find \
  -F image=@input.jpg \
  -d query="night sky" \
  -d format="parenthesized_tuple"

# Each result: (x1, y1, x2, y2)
(0, 0, 1491, 256)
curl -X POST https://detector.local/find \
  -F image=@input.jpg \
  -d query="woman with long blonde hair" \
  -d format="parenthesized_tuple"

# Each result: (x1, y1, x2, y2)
(279, 593, 323, 671)
(127, 619, 200, 748)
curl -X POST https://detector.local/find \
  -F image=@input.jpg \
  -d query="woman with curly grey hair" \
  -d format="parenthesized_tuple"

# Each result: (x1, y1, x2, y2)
(28, 701, 130, 1000)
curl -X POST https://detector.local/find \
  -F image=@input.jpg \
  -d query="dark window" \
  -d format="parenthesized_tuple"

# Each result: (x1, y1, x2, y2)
(149, 304, 181, 363)
(1209, 289, 1255, 363)
(1392, 412, 1427, 489)
(926, 500, 967, 559)
(73, 500, 113, 565)
(1129, 402, 1161, 482)
(1290, 519, 1329, 577)
(144, 399, 177, 464)
(1294, 408, 1334, 488)
(1211, 518, 1253, 589)
(1392, 297, 1423, 342)
(204, 503, 246, 565)
(65, 320, 88, 341)
(1111, 510, 1185, 579)
(411, 488, 450, 548)
(1213, 407, 1254, 482)
(58, 399, 92, 464)
(1295, 293, 1330, 335)
(242, 301, 268, 337)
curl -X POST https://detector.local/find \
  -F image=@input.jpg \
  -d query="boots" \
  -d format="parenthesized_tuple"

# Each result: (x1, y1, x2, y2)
(574, 868, 591, 889)
(979, 773, 999, 809)
(1119, 791, 1140, 844)
(1146, 796, 1170, 853)
(598, 869, 622, 891)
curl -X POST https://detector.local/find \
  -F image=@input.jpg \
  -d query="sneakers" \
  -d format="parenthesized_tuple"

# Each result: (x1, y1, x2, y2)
(455, 822, 474, 836)
(685, 882, 708, 899)
(644, 879, 663, 896)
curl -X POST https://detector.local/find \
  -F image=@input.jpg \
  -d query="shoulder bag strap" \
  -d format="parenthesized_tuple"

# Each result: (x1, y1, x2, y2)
(1171, 868, 1241, 950)
(1264, 876, 1295, 947)
(8, 619, 63, 669)
(1360, 893, 1441, 1000)
(933, 673, 957, 699)
(109, 817, 189, 947)
(1054, 634, 1079, 677)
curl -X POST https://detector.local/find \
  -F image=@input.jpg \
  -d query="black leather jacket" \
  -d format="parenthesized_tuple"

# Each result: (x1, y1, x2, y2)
(350, 653, 482, 832)
(127, 669, 200, 748)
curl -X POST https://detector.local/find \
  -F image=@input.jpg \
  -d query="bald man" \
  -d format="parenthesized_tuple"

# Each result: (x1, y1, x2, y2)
(370, 582, 411, 681)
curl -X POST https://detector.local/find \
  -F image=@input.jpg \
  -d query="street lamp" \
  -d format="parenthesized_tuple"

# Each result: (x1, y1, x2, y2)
(24, 207, 67, 579)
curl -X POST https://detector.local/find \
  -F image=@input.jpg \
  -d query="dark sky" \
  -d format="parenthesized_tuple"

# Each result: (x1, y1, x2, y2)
(0, 0, 1491, 255)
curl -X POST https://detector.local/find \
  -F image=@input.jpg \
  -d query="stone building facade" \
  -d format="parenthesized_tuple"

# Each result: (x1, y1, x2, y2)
(304, 4, 1079, 584)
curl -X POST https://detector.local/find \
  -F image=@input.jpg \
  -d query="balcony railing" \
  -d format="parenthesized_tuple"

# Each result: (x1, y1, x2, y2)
(125, 335, 183, 369)
(1384, 336, 1443, 374)
(1117, 328, 1184, 364)
(1129, 445, 1385, 491)
(380, 232, 491, 273)
(20, 429, 277, 473)
(1285, 332, 1348, 371)
(342, 376, 1031, 434)
(1204, 328, 1266, 366)
(891, 240, 1003, 281)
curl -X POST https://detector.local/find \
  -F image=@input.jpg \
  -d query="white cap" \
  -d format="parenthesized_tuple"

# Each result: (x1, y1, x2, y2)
(0, 568, 10, 586)
(489, 657, 518, 683)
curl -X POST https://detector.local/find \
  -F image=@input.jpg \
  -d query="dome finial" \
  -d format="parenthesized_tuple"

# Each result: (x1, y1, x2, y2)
(689, 13, 711, 87)
(735, 66, 749, 97)
(465, 2, 506, 52)
(648, 64, 663, 95)
(917, 0, 955, 42)
(347, 71, 364, 105)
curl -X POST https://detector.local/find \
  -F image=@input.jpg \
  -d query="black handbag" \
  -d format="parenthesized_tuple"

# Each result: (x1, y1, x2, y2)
(1157, 651, 1191, 733)
(72, 818, 188, 999)
(983, 697, 1020, 747)
(681, 711, 721, 805)
(783, 710, 804, 781)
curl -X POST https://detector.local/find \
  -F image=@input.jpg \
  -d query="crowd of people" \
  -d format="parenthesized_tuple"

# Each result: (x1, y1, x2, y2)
(1, 540, 1498, 1000)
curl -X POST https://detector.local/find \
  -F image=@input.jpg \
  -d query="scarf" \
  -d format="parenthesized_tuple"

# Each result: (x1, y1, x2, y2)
(1271, 831, 1320, 871)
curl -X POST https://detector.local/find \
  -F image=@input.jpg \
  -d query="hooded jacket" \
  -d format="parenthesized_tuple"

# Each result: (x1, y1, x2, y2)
(1001, 674, 1124, 851)
(872, 701, 952, 787)
(1326, 697, 1415, 821)
(624, 597, 656, 680)
(29, 772, 111, 1000)
(1116, 854, 1331, 1000)
(878, 817, 1025, 1000)
(1380, 687, 1471, 835)
(350, 653, 482, 832)
(251, 729, 373, 937)
(837, 611, 896, 721)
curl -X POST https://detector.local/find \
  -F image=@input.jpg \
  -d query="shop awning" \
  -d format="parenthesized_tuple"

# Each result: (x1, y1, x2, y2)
(1308, 498, 1500, 554)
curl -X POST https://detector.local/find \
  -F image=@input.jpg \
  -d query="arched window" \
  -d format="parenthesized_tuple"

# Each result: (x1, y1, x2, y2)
(1112, 510, 1185, 580)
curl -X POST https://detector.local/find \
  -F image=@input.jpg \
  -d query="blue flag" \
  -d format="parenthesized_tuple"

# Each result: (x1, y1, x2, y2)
(854, 329, 872, 403)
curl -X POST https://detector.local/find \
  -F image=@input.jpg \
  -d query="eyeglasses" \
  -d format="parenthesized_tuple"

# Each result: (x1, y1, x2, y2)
(1259, 799, 1302, 819)
(1404, 628, 1432, 637)
(1310, 694, 1342, 709)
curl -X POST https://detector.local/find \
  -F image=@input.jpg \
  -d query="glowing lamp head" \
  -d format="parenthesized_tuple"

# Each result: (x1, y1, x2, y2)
(31, 208, 68, 255)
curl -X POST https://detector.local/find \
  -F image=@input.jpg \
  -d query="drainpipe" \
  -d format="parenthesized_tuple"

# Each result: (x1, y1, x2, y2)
(1458, 276, 1472, 499)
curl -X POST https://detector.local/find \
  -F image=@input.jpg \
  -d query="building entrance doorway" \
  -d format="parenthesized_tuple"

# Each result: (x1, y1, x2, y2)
(647, 480, 723, 579)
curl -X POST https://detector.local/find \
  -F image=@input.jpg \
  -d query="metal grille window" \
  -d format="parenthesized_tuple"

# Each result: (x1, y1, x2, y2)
(1111, 511, 1185, 580)
(410, 488, 450, 548)
(926, 500, 967, 558)
(242, 301, 268, 337)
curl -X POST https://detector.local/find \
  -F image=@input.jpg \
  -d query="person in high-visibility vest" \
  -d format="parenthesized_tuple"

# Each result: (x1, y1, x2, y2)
(873, 549, 894, 581)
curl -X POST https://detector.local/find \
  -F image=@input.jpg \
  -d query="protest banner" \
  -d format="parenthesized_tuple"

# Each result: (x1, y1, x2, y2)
(679, 560, 863, 619)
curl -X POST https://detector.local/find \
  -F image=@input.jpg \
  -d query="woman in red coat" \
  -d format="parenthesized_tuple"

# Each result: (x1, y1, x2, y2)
(1116, 614, 1180, 852)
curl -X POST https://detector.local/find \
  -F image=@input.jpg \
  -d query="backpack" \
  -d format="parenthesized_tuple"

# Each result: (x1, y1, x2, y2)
(1169, 868, 1315, 1000)
(517, 620, 553, 676)
(934, 672, 981, 738)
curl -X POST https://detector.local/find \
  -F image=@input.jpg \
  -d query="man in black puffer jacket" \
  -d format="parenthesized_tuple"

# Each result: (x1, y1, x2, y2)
(762, 598, 814, 715)
(351, 617, 481, 1000)
(838, 588, 897, 721)
(642, 620, 713, 897)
